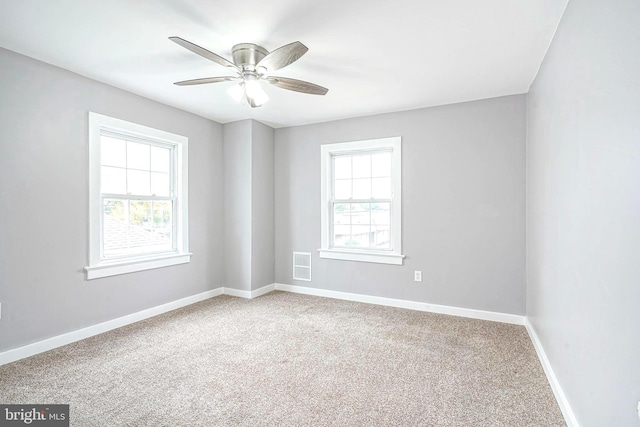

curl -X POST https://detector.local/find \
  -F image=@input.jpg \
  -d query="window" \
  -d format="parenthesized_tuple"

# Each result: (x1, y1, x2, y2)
(85, 113, 190, 279)
(320, 137, 404, 265)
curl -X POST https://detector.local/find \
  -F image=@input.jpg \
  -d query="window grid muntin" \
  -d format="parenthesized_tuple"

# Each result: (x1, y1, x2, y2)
(99, 130, 179, 261)
(100, 130, 176, 198)
(329, 148, 394, 251)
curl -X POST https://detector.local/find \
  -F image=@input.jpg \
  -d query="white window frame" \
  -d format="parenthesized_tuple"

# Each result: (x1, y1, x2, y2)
(319, 136, 404, 265)
(85, 112, 191, 279)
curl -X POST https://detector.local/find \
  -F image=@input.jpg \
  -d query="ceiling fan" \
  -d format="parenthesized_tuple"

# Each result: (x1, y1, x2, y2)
(169, 37, 328, 108)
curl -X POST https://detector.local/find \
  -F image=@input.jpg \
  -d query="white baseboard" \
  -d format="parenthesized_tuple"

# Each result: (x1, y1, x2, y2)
(273, 283, 525, 325)
(250, 283, 276, 298)
(222, 283, 275, 299)
(525, 318, 579, 427)
(0, 288, 223, 367)
(222, 287, 252, 299)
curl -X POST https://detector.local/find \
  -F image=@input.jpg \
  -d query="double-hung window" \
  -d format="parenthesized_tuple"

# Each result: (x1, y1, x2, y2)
(85, 113, 190, 279)
(320, 137, 404, 265)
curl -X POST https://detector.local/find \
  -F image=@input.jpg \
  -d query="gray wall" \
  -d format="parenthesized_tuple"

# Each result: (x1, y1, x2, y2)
(223, 120, 252, 291)
(526, 0, 640, 425)
(223, 119, 275, 291)
(250, 121, 275, 291)
(0, 47, 225, 352)
(275, 95, 526, 315)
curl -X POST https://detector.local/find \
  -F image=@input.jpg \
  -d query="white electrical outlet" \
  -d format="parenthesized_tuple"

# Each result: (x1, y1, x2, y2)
(637, 401, 640, 421)
(414, 271, 422, 282)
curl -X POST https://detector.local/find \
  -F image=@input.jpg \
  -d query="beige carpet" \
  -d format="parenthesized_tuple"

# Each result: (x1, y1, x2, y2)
(0, 292, 565, 426)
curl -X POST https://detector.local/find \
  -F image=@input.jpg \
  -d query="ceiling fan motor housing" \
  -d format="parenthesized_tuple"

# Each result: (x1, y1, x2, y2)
(232, 43, 268, 69)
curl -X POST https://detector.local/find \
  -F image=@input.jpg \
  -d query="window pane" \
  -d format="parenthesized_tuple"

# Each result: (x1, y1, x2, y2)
(103, 199, 127, 257)
(333, 203, 351, 224)
(333, 156, 351, 179)
(127, 170, 151, 195)
(127, 141, 150, 170)
(129, 200, 152, 249)
(352, 178, 371, 199)
(151, 146, 171, 173)
(330, 201, 391, 250)
(101, 166, 126, 194)
(101, 136, 126, 167)
(331, 202, 390, 250)
(350, 225, 371, 247)
(152, 201, 173, 248)
(371, 152, 391, 177)
(352, 154, 371, 178)
(352, 203, 371, 225)
(371, 177, 391, 199)
(151, 172, 170, 197)
(102, 199, 174, 258)
(372, 225, 391, 249)
(371, 203, 391, 225)
(333, 222, 350, 244)
(129, 200, 151, 227)
(334, 179, 351, 199)
(333, 225, 350, 238)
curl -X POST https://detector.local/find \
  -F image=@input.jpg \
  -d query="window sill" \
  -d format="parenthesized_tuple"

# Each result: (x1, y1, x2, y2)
(84, 253, 192, 280)
(318, 249, 404, 265)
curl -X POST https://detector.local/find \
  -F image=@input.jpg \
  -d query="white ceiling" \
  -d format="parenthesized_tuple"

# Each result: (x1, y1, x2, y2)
(0, 0, 568, 128)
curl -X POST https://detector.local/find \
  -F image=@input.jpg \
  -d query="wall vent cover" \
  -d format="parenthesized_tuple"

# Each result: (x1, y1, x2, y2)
(293, 252, 311, 281)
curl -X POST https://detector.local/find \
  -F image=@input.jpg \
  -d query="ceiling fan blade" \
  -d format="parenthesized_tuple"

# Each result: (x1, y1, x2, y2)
(174, 76, 238, 86)
(169, 36, 239, 71)
(265, 76, 328, 95)
(257, 41, 308, 72)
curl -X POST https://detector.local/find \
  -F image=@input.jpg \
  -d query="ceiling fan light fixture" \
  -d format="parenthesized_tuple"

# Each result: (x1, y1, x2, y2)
(244, 79, 268, 106)
(227, 83, 245, 103)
